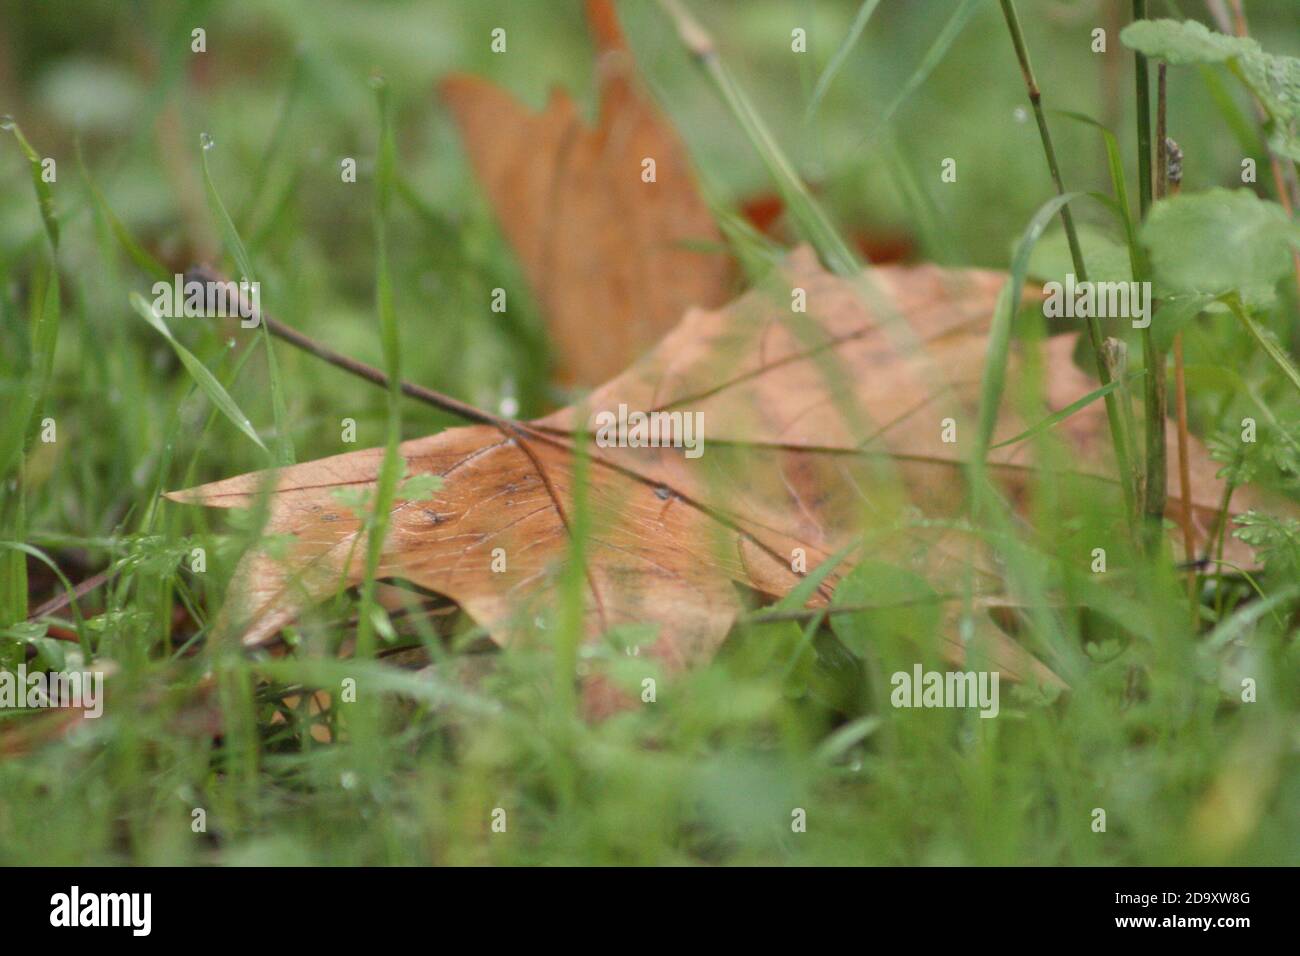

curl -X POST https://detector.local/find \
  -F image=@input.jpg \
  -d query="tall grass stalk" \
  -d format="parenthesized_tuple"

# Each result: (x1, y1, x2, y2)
(995, 0, 1137, 521)
(354, 77, 403, 697)
(805, 0, 883, 121)
(1130, 0, 1168, 549)
(0, 120, 61, 629)
(656, 0, 858, 278)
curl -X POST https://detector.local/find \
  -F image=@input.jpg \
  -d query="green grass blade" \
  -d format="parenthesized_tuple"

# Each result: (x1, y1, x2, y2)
(773, 540, 860, 611)
(878, 0, 987, 130)
(0, 266, 60, 482)
(990, 371, 1145, 450)
(1225, 295, 1300, 396)
(659, 0, 860, 277)
(883, 130, 960, 263)
(712, 202, 786, 281)
(237, 54, 305, 230)
(354, 76, 404, 674)
(128, 292, 268, 453)
(1183, 362, 1300, 453)
(773, 541, 862, 679)
(1049, 115, 1162, 516)
(201, 139, 258, 283)
(1, 117, 59, 250)
(974, 192, 1085, 470)
(78, 146, 170, 282)
(1203, 583, 1300, 651)
(556, 409, 591, 723)
(805, 0, 883, 121)
(0, 264, 58, 627)
(965, 189, 1093, 680)
(1053, 111, 1144, 280)
(1197, 64, 1264, 155)
(199, 136, 294, 465)
(0, 541, 89, 653)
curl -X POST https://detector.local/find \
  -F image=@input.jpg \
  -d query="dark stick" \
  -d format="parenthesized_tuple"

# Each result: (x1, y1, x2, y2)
(27, 569, 111, 621)
(185, 266, 509, 432)
(1132, 1, 1154, 217)
(738, 595, 1064, 625)
(1132, 0, 1166, 552)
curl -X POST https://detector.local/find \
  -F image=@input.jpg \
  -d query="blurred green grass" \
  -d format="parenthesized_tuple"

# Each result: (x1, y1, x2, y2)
(0, 0, 1297, 865)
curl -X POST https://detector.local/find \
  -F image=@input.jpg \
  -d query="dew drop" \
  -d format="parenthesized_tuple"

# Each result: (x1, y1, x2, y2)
(0, 115, 14, 131)
(199, 132, 214, 151)
(1013, 106, 1028, 124)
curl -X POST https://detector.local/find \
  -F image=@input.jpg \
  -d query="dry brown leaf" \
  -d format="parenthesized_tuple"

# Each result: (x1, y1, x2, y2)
(440, 0, 731, 387)
(169, 248, 1268, 712)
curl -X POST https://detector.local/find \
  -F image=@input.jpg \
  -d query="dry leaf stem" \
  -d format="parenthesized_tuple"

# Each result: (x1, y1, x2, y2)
(1162, 121, 1196, 607)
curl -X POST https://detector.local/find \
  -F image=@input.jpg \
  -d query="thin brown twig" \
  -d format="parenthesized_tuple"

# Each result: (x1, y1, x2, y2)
(184, 267, 824, 598)
(1134, 0, 1166, 552)
(186, 266, 509, 433)
(1156, 66, 1196, 615)
(740, 594, 1068, 625)
(26, 568, 111, 621)
(1173, 330, 1195, 600)
(1164, 139, 1196, 612)
(1203, 0, 1233, 34)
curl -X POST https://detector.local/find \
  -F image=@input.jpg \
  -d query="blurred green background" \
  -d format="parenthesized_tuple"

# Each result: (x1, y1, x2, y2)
(3, 0, 1296, 454)
(0, 0, 1297, 865)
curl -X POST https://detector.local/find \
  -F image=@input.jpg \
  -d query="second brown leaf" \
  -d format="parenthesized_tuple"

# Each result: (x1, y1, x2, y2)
(440, 3, 732, 388)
